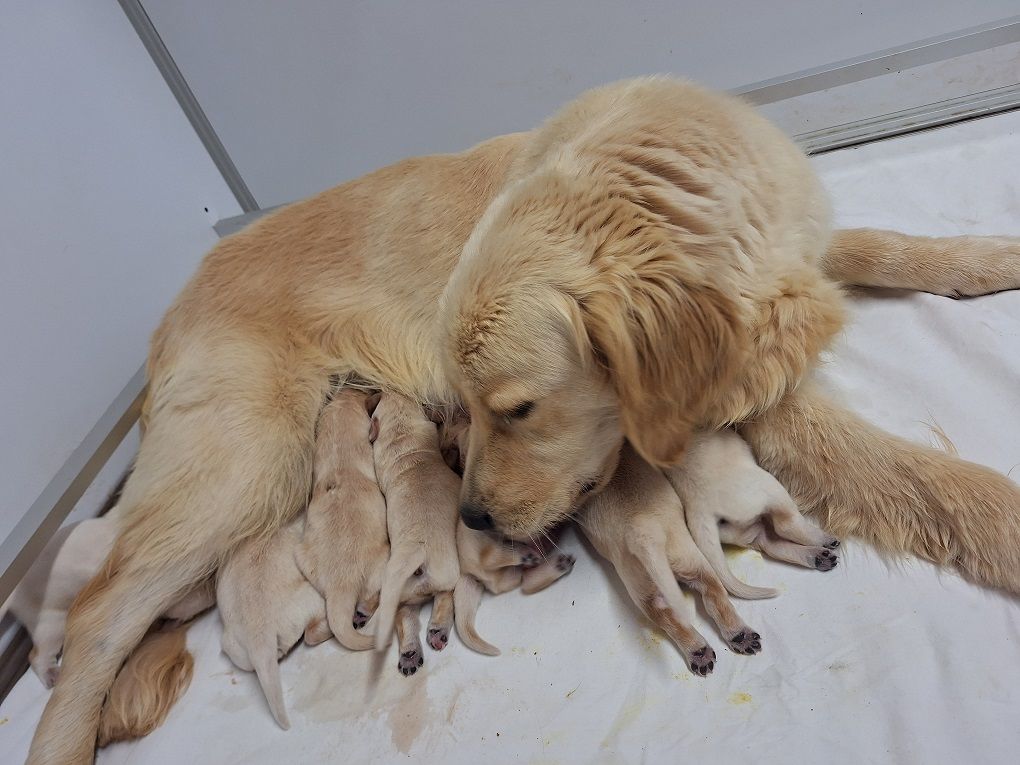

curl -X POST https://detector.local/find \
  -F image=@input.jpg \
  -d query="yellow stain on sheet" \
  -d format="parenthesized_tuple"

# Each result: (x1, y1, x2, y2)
(728, 692, 753, 705)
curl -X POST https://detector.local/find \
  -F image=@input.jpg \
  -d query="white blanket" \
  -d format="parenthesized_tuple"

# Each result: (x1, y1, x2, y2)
(3, 111, 1019, 765)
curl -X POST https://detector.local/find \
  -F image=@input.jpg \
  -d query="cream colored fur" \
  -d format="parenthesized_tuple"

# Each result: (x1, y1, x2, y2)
(28, 77, 1020, 763)
(578, 442, 763, 674)
(295, 388, 386, 651)
(664, 430, 839, 600)
(370, 393, 460, 673)
(216, 519, 327, 730)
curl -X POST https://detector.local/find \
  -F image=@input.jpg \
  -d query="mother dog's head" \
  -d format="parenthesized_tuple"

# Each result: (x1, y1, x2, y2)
(440, 169, 748, 539)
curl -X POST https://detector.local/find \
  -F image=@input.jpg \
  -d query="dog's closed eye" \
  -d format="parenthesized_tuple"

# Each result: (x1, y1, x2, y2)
(502, 401, 535, 421)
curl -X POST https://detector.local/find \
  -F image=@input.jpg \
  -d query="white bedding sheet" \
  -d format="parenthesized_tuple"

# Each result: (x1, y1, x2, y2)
(3, 111, 1020, 765)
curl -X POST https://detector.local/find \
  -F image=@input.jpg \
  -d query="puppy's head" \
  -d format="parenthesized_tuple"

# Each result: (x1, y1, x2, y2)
(441, 171, 747, 539)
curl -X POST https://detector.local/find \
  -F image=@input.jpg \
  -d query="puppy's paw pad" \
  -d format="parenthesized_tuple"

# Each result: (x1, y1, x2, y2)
(727, 629, 762, 655)
(813, 548, 838, 571)
(689, 645, 716, 676)
(352, 610, 369, 629)
(398, 649, 423, 676)
(823, 538, 841, 550)
(427, 628, 449, 651)
(555, 554, 576, 573)
(520, 551, 541, 568)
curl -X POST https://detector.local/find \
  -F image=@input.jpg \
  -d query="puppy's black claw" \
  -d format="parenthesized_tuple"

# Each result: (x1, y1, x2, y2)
(825, 539, 840, 549)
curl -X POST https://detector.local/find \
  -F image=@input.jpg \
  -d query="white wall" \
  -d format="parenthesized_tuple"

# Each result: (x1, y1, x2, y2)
(143, 0, 1019, 209)
(0, 1, 241, 544)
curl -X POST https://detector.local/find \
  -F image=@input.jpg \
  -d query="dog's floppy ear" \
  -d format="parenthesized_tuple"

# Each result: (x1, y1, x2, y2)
(580, 256, 746, 466)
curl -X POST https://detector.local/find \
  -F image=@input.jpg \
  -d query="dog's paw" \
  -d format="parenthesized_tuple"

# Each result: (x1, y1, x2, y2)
(427, 627, 449, 651)
(43, 666, 60, 689)
(520, 550, 541, 568)
(727, 629, 762, 656)
(398, 649, 424, 676)
(555, 553, 576, 573)
(823, 538, 840, 550)
(813, 548, 838, 571)
(688, 645, 716, 676)
(352, 609, 369, 629)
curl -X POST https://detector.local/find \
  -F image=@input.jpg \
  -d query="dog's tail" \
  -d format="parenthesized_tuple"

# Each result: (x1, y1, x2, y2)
(250, 636, 290, 730)
(684, 516, 778, 600)
(326, 589, 374, 652)
(453, 575, 499, 656)
(373, 544, 426, 651)
(741, 383, 1020, 593)
(98, 623, 194, 747)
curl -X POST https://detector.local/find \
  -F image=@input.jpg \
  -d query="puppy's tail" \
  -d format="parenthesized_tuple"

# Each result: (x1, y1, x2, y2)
(453, 575, 499, 656)
(326, 589, 374, 651)
(251, 637, 290, 730)
(741, 383, 1020, 593)
(373, 544, 426, 652)
(98, 623, 194, 747)
(685, 516, 778, 600)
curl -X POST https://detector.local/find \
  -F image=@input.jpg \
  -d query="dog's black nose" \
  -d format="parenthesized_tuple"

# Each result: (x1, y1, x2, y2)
(460, 503, 495, 531)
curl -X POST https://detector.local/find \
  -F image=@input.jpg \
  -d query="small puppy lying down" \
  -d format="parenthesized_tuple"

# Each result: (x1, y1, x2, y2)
(438, 418, 577, 655)
(218, 518, 328, 729)
(371, 392, 461, 675)
(663, 430, 839, 599)
(2, 511, 214, 688)
(578, 443, 763, 676)
(296, 388, 387, 651)
(454, 523, 575, 655)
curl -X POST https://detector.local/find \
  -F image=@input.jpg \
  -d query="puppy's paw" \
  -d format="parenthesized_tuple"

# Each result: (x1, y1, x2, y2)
(555, 553, 576, 573)
(520, 551, 541, 568)
(43, 666, 60, 689)
(813, 548, 838, 571)
(353, 609, 369, 630)
(823, 538, 840, 550)
(688, 645, 716, 677)
(427, 627, 449, 651)
(726, 629, 762, 656)
(398, 649, 424, 676)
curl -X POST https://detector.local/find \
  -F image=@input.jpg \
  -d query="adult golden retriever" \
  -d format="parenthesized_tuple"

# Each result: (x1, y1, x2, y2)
(29, 77, 1020, 763)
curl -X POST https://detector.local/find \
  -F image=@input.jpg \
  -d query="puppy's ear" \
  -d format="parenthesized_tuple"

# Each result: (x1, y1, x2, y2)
(581, 258, 746, 466)
(368, 416, 380, 444)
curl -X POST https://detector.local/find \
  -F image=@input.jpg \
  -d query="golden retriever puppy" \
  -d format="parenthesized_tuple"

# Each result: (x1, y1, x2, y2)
(371, 392, 460, 672)
(295, 388, 386, 651)
(578, 443, 763, 675)
(663, 430, 839, 598)
(217, 518, 327, 729)
(454, 522, 575, 656)
(31, 77, 1020, 763)
(2, 513, 212, 689)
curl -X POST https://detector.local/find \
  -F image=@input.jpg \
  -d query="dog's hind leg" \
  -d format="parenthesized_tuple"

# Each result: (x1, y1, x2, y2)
(826, 229, 1020, 297)
(395, 605, 424, 676)
(27, 339, 328, 764)
(426, 591, 453, 651)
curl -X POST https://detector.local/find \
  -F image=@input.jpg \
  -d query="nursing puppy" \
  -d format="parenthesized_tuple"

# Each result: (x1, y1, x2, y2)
(217, 518, 327, 729)
(296, 388, 386, 650)
(2, 516, 117, 688)
(2, 511, 213, 689)
(454, 523, 575, 655)
(438, 419, 577, 654)
(578, 443, 762, 675)
(664, 430, 839, 598)
(371, 392, 461, 673)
